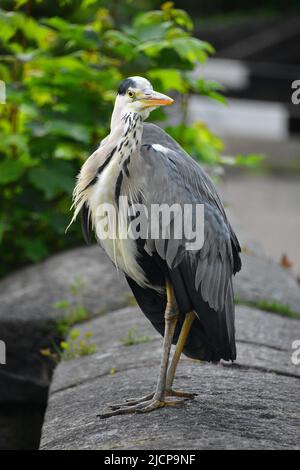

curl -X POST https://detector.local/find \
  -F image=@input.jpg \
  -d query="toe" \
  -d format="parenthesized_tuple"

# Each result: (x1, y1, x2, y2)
(137, 400, 165, 413)
(167, 389, 197, 398)
(98, 401, 147, 419)
(107, 392, 155, 409)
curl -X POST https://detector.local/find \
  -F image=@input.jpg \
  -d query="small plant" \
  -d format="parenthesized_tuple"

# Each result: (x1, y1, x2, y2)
(241, 245, 251, 255)
(120, 328, 152, 346)
(256, 300, 299, 319)
(69, 276, 86, 296)
(54, 300, 91, 336)
(41, 291, 94, 363)
(41, 329, 96, 362)
(59, 330, 97, 361)
(124, 293, 137, 307)
(235, 298, 299, 319)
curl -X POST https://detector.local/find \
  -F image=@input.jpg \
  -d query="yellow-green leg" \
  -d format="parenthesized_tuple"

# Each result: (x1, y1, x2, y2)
(99, 279, 183, 418)
(165, 311, 197, 398)
(104, 311, 197, 415)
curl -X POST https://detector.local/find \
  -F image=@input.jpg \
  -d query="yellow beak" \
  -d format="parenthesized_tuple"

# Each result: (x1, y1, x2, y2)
(140, 91, 174, 108)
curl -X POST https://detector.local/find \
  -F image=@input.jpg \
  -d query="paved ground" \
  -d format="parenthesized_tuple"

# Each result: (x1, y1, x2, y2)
(220, 173, 300, 278)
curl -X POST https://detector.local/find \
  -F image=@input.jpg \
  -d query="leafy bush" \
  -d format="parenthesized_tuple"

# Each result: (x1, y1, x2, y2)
(0, 1, 258, 277)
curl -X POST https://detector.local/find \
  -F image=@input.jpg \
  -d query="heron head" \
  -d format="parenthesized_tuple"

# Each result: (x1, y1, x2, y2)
(114, 76, 174, 121)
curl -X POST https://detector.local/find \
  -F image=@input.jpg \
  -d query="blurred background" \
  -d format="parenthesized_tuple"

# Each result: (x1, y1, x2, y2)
(1, 0, 299, 280)
(0, 0, 300, 449)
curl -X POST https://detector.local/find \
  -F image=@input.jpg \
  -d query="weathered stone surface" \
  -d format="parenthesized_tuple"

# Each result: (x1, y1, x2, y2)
(40, 306, 300, 450)
(1, 219, 300, 406)
(40, 365, 300, 450)
(234, 251, 300, 317)
(48, 305, 300, 396)
(1, 238, 300, 404)
(0, 246, 128, 402)
(227, 209, 300, 317)
(0, 245, 128, 322)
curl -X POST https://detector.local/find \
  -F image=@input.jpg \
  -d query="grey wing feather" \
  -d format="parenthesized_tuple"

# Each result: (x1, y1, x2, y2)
(139, 123, 241, 312)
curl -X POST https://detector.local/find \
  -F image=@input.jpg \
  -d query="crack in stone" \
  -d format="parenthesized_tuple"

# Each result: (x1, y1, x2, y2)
(222, 361, 300, 380)
(236, 338, 287, 352)
(51, 351, 300, 397)
(50, 359, 161, 396)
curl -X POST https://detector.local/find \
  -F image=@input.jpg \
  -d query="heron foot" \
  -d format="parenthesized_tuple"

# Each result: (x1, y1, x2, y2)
(166, 389, 197, 399)
(107, 393, 154, 410)
(98, 396, 185, 419)
(108, 389, 196, 410)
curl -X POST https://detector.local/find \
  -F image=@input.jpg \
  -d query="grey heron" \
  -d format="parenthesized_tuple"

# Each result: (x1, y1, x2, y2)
(70, 76, 241, 418)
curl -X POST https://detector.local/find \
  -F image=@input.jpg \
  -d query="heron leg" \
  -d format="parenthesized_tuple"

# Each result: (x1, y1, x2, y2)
(106, 310, 197, 411)
(98, 279, 184, 419)
(165, 311, 197, 398)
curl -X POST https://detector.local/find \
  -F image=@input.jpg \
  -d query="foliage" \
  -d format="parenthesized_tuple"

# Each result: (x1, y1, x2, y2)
(124, 293, 138, 306)
(54, 300, 91, 335)
(41, 329, 97, 362)
(0, 1, 260, 277)
(235, 298, 300, 319)
(69, 275, 86, 296)
(41, 277, 95, 362)
(120, 328, 153, 346)
(166, 122, 263, 167)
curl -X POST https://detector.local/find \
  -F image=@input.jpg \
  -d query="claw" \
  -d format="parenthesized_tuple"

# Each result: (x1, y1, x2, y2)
(98, 396, 186, 419)
(167, 389, 197, 399)
(107, 393, 154, 410)
(105, 389, 196, 412)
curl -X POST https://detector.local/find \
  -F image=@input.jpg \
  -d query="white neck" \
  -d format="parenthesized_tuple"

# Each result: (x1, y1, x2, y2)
(110, 95, 150, 132)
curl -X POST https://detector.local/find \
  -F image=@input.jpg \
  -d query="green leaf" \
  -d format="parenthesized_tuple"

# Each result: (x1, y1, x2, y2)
(60, 341, 70, 350)
(133, 20, 172, 42)
(34, 121, 91, 143)
(28, 160, 74, 199)
(0, 63, 10, 82)
(206, 91, 227, 105)
(171, 37, 214, 64)
(104, 30, 137, 60)
(81, 0, 98, 9)
(133, 11, 165, 29)
(0, 134, 30, 154)
(17, 238, 49, 262)
(147, 69, 186, 93)
(234, 153, 265, 168)
(0, 219, 9, 243)
(15, 0, 28, 10)
(54, 143, 84, 161)
(69, 329, 80, 341)
(137, 40, 170, 58)
(170, 9, 193, 32)
(0, 10, 17, 42)
(53, 300, 69, 309)
(166, 122, 223, 164)
(0, 158, 25, 184)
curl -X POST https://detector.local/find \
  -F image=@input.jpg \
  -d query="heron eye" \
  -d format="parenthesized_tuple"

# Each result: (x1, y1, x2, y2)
(127, 90, 134, 98)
